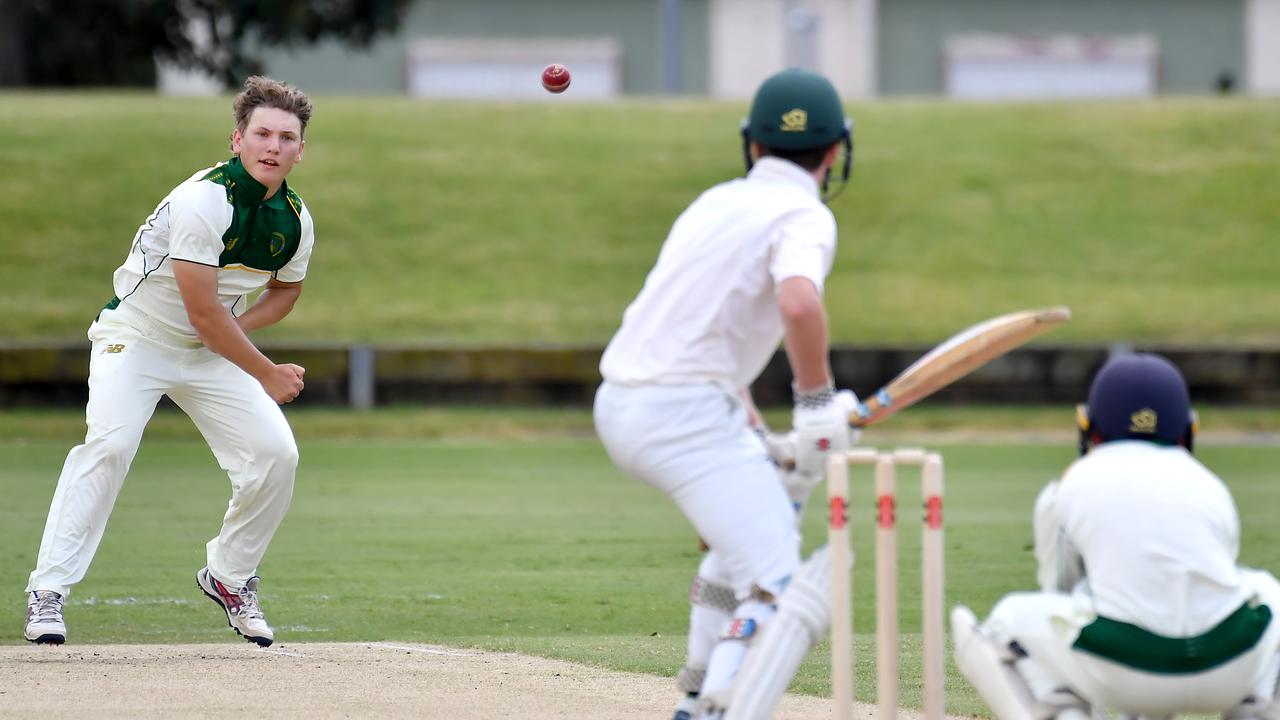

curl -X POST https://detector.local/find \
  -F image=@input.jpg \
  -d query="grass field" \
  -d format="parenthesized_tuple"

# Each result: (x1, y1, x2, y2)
(6, 403, 1280, 443)
(2, 89, 1277, 716)
(3, 409, 1278, 716)
(2, 94, 1279, 345)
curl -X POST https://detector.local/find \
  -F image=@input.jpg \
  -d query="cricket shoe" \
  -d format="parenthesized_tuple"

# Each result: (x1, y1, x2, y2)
(672, 693, 698, 720)
(196, 567, 274, 647)
(25, 590, 66, 644)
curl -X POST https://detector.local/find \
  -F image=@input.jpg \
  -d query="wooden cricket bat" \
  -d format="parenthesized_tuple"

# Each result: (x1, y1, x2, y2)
(848, 306, 1071, 428)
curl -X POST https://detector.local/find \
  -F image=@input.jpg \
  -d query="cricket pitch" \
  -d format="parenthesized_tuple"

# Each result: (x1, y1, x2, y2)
(0, 642, 970, 718)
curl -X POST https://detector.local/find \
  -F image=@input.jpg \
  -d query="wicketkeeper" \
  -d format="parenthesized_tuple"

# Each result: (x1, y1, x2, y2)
(952, 353, 1280, 719)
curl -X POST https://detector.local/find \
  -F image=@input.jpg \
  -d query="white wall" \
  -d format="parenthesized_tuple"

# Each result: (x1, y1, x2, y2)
(709, 0, 877, 99)
(1247, 0, 1280, 94)
(156, 61, 223, 96)
(405, 38, 621, 99)
(709, 0, 784, 98)
(846, 0, 877, 99)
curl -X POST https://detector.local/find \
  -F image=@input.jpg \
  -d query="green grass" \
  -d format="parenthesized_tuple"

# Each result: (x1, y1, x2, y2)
(2, 93, 1279, 345)
(3, 424, 1278, 716)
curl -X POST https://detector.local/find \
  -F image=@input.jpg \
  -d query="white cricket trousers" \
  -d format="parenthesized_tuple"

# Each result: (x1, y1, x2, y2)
(986, 569, 1280, 716)
(592, 381, 799, 599)
(26, 306, 298, 596)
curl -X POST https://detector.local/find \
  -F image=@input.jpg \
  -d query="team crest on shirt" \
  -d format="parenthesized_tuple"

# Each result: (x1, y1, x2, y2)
(780, 109, 807, 132)
(1129, 408, 1158, 433)
(269, 231, 287, 256)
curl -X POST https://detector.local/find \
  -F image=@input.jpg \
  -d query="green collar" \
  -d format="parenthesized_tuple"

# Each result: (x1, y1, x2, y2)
(226, 156, 290, 209)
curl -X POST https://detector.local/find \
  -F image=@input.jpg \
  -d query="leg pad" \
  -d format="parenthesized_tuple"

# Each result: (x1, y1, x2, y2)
(723, 546, 832, 720)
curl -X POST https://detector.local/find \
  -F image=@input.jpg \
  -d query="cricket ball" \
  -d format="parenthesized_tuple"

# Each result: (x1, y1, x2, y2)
(541, 63, 571, 94)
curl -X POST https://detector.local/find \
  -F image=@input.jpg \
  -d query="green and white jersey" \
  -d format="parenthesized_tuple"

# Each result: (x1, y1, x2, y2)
(106, 157, 315, 340)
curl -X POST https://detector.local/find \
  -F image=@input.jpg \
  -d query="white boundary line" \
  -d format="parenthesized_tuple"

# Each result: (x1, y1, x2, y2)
(370, 642, 473, 657)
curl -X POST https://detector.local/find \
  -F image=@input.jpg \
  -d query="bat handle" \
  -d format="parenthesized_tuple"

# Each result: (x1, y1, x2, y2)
(847, 395, 880, 427)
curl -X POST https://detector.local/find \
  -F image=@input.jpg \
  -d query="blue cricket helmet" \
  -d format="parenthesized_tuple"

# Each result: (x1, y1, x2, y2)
(1077, 353, 1197, 454)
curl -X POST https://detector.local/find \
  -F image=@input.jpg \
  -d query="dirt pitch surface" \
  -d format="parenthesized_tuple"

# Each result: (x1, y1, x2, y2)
(0, 641, 967, 719)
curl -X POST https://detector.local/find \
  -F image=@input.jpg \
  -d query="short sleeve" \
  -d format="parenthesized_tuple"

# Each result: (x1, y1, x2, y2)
(167, 183, 227, 267)
(274, 202, 314, 283)
(768, 205, 837, 295)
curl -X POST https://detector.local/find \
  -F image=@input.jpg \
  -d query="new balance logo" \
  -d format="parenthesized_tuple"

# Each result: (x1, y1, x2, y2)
(101, 344, 125, 354)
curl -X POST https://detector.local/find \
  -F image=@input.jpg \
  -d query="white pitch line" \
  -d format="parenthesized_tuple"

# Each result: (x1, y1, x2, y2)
(256, 647, 306, 657)
(370, 642, 472, 657)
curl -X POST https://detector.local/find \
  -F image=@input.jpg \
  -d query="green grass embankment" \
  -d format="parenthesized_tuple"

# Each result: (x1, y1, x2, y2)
(1, 94, 1277, 345)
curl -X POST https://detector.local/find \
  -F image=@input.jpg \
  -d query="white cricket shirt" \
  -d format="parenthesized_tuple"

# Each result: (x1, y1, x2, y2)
(1051, 441, 1250, 635)
(107, 159, 315, 341)
(599, 157, 837, 390)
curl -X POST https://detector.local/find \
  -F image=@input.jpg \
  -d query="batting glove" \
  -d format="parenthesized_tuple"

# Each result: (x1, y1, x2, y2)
(791, 384, 859, 476)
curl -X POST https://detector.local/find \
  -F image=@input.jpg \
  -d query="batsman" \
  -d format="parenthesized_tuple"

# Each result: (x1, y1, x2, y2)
(593, 68, 857, 720)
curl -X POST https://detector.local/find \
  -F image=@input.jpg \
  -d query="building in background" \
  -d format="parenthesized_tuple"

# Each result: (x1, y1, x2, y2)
(249, 0, 1280, 99)
(254, 0, 708, 99)
(1248, 0, 1280, 93)
(879, 0, 1248, 98)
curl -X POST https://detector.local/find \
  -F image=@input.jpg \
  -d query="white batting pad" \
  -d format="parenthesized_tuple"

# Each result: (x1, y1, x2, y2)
(723, 546, 832, 720)
(951, 604, 1040, 720)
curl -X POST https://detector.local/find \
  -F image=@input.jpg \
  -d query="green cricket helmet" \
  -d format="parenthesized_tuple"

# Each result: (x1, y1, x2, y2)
(740, 68, 854, 200)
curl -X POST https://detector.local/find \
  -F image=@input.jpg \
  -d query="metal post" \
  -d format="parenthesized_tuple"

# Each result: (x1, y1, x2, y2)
(348, 345, 375, 410)
(659, 0, 683, 93)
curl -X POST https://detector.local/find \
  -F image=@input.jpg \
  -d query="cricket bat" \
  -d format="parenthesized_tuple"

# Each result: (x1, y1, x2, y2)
(849, 306, 1071, 427)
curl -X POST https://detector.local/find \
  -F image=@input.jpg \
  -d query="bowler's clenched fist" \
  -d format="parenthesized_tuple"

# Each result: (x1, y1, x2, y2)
(261, 363, 305, 404)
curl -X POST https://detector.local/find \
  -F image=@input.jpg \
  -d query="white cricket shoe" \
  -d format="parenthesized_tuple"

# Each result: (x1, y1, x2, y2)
(25, 590, 66, 644)
(196, 567, 275, 647)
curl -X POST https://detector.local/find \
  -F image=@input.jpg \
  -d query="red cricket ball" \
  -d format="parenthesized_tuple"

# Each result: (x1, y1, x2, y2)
(541, 63, 571, 94)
